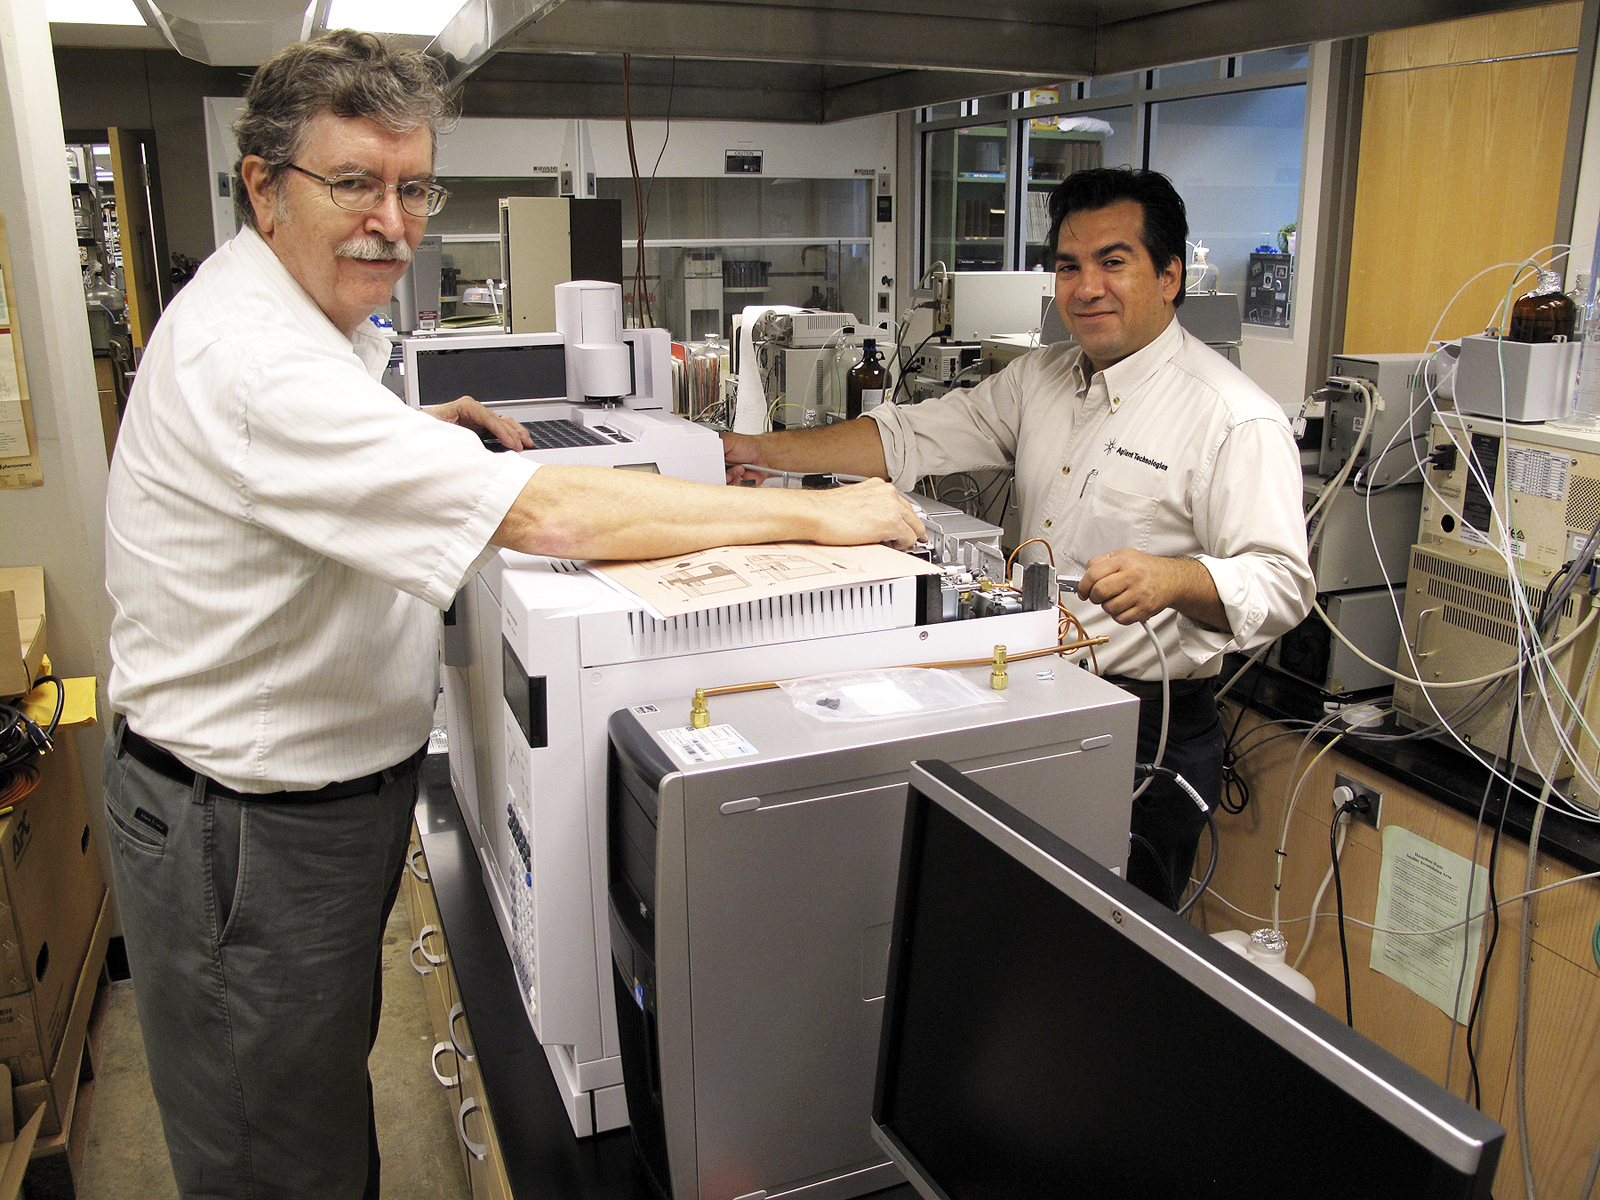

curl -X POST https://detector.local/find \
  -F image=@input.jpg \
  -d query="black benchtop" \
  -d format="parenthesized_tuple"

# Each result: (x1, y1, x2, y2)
(1228, 659, 1600, 875)
(414, 753, 916, 1200)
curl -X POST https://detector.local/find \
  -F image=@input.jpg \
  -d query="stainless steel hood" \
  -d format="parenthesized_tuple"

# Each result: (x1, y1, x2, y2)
(433, 0, 1558, 122)
(52, 0, 1559, 121)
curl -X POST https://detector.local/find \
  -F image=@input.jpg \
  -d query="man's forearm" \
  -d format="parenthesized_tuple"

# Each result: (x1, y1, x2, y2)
(490, 463, 921, 560)
(724, 418, 889, 481)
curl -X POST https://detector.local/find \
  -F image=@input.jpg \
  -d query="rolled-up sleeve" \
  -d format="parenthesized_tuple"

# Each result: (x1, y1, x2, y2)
(1179, 415, 1313, 668)
(865, 359, 1029, 489)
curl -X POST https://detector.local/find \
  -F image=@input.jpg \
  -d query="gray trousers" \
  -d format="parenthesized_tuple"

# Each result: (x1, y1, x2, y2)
(103, 724, 418, 1200)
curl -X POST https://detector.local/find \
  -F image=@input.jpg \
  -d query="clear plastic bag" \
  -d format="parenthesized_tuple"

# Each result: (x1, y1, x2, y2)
(777, 668, 1004, 722)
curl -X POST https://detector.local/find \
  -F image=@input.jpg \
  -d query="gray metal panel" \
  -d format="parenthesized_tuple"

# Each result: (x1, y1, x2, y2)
(425, 0, 1558, 122)
(632, 665, 1136, 1200)
(1094, 0, 1558, 75)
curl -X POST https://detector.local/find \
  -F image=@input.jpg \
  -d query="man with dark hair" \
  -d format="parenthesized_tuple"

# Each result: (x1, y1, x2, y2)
(722, 167, 1312, 909)
(103, 30, 920, 1200)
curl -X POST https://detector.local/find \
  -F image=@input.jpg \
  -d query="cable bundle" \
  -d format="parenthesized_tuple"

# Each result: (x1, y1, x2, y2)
(0, 675, 64, 796)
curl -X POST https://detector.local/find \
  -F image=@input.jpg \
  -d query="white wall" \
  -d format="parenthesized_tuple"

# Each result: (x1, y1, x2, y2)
(434, 114, 896, 180)
(1565, 31, 1600, 292)
(0, 1, 116, 902)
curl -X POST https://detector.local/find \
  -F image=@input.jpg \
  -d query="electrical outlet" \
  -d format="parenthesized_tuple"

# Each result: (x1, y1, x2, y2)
(1333, 773, 1381, 828)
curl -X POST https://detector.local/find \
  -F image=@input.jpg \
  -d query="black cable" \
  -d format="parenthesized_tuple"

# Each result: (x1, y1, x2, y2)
(1132, 764, 1217, 915)
(1129, 832, 1181, 910)
(1176, 808, 1220, 919)
(0, 675, 65, 783)
(1331, 800, 1359, 1027)
(890, 331, 938, 406)
(1219, 666, 1264, 815)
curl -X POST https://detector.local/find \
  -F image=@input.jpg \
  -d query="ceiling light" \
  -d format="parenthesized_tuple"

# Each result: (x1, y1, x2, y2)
(46, 0, 146, 25)
(323, 0, 468, 36)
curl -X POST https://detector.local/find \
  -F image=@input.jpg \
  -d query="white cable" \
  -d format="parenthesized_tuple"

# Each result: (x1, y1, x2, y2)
(1293, 795, 1352, 971)
(1131, 618, 1170, 801)
(1512, 628, 1600, 1198)
(1271, 726, 1347, 933)
(1204, 867, 1600, 938)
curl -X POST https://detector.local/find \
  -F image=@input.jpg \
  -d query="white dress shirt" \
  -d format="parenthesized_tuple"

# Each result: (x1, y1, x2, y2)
(867, 317, 1313, 680)
(106, 227, 538, 791)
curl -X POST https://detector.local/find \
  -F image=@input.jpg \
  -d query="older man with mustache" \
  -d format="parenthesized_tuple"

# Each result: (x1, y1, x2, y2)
(101, 30, 920, 1200)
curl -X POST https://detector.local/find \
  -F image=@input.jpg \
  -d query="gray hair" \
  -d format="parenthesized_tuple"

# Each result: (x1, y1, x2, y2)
(231, 29, 455, 231)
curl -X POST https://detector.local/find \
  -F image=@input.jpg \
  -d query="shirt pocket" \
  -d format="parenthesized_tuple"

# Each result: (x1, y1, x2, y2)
(1060, 477, 1160, 572)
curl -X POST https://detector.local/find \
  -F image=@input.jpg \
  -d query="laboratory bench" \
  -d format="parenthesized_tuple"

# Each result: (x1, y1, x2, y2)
(1226, 657, 1600, 875)
(412, 753, 917, 1200)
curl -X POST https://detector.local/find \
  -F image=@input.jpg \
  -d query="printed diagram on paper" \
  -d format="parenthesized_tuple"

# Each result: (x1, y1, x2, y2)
(594, 542, 939, 619)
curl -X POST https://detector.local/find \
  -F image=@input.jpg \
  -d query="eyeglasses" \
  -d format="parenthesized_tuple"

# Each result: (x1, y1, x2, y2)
(285, 163, 450, 217)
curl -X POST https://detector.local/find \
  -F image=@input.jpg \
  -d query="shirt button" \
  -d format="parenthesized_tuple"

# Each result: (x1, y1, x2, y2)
(1044, 519, 1053, 528)
(1062, 465, 1070, 475)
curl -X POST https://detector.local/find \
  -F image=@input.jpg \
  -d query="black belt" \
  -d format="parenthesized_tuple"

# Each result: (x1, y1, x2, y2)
(118, 721, 413, 803)
(1105, 675, 1216, 705)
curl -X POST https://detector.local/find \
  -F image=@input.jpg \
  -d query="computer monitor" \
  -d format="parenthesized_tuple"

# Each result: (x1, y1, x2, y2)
(872, 760, 1505, 1200)
(403, 332, 570, 408)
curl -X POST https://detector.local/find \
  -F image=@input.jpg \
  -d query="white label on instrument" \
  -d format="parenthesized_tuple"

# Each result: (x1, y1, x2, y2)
(659, 724, 757, 764)
(1505, 444, 1568, 501)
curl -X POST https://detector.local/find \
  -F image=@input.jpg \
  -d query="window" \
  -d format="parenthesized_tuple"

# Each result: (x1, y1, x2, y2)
(1146, 86, 1307, 300)
(915, 49, 1310, 326)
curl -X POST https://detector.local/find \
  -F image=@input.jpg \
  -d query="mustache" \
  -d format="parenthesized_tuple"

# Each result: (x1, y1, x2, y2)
(335, 233, 413, 263)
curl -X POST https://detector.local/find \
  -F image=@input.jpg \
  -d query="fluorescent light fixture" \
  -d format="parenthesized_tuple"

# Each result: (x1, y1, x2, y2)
(324, 0, 467, 36)
(46, 0, 146, 24)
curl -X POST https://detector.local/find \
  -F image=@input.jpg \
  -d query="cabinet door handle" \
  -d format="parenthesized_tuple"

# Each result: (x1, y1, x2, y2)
(431, 1041, 459, 1088)
(448, 1001, 476, 1062)
(457, 1096, 489, 1161)
(417, 924, 447, 966)
(409, 938, 432, 976)
(407, 844, 430, 882)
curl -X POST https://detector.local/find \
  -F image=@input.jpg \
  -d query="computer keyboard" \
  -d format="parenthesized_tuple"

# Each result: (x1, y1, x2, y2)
(523, 419, 613, 449)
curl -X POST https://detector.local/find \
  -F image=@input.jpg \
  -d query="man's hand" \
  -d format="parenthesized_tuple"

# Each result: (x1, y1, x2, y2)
(721, 431, 769, 485)
(1076, 549, 1230, 631)
(811, 479, 925, 551)
(427, 396, 534, 451)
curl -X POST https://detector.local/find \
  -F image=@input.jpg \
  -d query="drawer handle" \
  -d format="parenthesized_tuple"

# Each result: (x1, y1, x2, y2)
(457, 1096, 488, 1161)
(407, 844, 430, 882)
(408, 938, 432, 977)
(417, 924, 447, 966)
(448, 1001, 476, 1062)
(431, 1041, 459, 1088)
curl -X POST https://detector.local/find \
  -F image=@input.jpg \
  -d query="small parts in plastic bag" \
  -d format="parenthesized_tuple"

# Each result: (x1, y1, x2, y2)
(778, 668, 1004, 722)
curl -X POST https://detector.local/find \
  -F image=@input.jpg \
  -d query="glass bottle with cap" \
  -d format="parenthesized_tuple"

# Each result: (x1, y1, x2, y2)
(1509, 269, 1576, 343)
(845, 339, 888, 419)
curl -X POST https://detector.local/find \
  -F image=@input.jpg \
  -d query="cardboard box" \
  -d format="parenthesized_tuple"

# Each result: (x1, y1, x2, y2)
(0, 714, 106, 1088)
(14, 892, 109, 1140)
(0, 1098, 42, 1200)
(0, 569, 44, 700)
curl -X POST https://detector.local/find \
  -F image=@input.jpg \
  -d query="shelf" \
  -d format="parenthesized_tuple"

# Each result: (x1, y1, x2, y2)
(724, 287, 770, 292)
(956, 173, 1006, 182)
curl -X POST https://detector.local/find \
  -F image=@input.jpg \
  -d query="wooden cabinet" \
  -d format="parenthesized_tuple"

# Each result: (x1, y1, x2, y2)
(403, 824, 512, 1198)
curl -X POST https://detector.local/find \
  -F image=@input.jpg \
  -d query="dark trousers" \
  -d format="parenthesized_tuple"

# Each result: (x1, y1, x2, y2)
(104, 724, 418, 1200)
(1119, 677, 1224, 910)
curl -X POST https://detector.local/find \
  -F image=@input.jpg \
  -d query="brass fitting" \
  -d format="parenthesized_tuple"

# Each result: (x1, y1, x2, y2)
(990, 644, 1008, 691)
(690, 688, 710, 729)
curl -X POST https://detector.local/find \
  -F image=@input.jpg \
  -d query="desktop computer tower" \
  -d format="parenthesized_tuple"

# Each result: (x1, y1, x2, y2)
(607, 665, 1138, 1200)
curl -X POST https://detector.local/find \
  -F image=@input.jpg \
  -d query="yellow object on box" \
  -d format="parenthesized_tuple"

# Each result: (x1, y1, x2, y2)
(17, 671, 96, 731)
(0, 568, 44, 700)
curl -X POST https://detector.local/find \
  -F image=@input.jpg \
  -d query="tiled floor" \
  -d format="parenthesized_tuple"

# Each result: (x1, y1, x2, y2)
(77, 890, 471, 1199)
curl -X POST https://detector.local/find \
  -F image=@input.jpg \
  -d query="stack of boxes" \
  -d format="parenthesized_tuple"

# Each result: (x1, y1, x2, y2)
(0, 567, 109, 1145)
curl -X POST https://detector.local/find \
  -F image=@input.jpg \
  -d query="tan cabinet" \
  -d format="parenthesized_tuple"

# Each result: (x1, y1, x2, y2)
(403, 824, 512, 1198)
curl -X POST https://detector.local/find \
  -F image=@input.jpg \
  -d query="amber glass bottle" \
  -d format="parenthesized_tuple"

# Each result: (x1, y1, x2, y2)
(1509, 269, 1577, 343)
(845, 339, 888, 418)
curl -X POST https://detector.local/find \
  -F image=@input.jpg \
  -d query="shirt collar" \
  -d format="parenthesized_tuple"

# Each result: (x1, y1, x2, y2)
(231, 225, 379, 356)
(1072, 314, 1185, 404)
